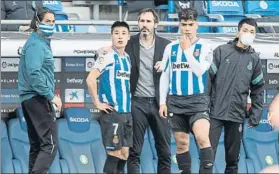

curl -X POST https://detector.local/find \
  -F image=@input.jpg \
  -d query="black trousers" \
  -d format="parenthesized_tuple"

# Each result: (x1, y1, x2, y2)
(21, 95, 58, 174)
(209, 118, 243, 174)
(127, 97, 171, 174)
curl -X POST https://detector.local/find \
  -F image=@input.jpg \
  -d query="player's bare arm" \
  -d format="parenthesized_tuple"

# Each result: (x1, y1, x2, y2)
(86, 69, 114, 114)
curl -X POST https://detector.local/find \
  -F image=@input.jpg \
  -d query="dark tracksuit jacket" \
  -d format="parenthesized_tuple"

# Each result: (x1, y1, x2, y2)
(208, 39, 265, 126)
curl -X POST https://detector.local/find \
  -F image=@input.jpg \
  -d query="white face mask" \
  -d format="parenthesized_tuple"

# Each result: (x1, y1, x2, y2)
(239, 33, 255, 46)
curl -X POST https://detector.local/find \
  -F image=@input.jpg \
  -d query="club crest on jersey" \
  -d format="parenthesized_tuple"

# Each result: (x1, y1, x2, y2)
(172, 51, 177, 57)
(112, 135, 119, 144)
(172, 62, 191, 71)
(116, 70, 130, 80)
(193, 49, 201, 57)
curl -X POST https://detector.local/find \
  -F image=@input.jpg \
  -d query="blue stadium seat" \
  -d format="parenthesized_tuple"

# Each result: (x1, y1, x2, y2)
(215, 15, 246, 33)
(213, 130, 248, 173)
(58, 107, 106, 173)
(8, 107, 61, 173)
(245, 1, 279, 16)
(1, 120, 16, 173)
(207, 0, 246, 33)
(149, 130, 199, 173)
(42, 0, 63, 13)
(197, 16, 213, 33)
(55, 12, 73, 32)
(243, 122, 279, 173)
(42, 0, 72, 32)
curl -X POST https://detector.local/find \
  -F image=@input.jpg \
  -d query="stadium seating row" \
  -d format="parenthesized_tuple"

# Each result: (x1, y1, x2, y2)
(1, 107, 279, 173)
(43, 0, 278, 33)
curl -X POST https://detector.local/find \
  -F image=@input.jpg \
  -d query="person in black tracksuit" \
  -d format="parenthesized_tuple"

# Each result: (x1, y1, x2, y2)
(208, 18, 265, 174)
(125, 8, 171, 174)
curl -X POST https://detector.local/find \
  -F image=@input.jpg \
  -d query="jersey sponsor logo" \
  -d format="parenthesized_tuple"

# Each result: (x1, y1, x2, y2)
(69, 117, 89, 123)
(212, 1, 240, 7)
(172, 62, 191, 71)
(116, 70, 130, 80)
(1, 58, 19, 72)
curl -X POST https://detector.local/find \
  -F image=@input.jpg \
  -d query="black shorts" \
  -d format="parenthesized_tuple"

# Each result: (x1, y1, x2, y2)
(167, 94, 210, 133)
(99, 111, 133, 151)
(168, 112, 210, 133)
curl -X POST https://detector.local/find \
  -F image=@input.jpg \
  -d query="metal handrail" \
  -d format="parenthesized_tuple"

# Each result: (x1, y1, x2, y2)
(1, 20, 279, 27)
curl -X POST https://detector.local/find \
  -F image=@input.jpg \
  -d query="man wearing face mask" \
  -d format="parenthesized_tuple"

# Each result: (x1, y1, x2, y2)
(207, 18, 265, 174)
(18, 7, 61, 174)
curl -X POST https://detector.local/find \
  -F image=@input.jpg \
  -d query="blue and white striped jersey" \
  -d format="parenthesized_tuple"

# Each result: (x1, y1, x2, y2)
(93, 47, 131, 113)
(160, 38, 213, 105)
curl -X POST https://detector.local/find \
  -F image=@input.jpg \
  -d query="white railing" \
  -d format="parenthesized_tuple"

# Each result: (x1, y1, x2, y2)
(1, 20, 279, 27)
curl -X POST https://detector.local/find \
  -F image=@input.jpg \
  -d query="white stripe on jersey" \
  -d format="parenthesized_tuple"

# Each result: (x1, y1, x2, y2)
(198, 76, 204, 94)
(119, 57, 127, 113)
(109, 63, 117, 111)
(188, 68, 193, 95)
(102, 94, 108, 103)
(176, 47, 183, 95)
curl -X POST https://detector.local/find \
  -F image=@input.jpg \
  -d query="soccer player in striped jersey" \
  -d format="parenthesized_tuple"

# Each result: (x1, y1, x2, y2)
(86, 21, 132, 174)
(159, 8, 214, 174)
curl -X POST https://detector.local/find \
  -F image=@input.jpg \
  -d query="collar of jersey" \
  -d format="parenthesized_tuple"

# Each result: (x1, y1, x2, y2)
(112, 46, 127, 58)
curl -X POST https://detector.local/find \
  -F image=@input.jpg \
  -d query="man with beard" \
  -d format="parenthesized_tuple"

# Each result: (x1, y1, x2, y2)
(125, 8, 171, 173)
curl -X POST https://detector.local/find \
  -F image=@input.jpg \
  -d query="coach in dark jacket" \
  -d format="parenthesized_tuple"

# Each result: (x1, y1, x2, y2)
(208, 18, 264, 174)
(1, 0, 42, 31)
(125, 8, 171, 174)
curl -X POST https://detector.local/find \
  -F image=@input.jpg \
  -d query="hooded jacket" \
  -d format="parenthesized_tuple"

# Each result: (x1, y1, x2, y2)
(208, 38, 265, 126)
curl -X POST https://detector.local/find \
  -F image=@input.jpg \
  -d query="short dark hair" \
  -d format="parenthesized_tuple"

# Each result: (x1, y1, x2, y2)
(30, 7, 55, 31)
(111, 21, 130, 33)
(138, 8, 159, 23)
(178, 8, 198, 21)
(238, 18, 258, 31)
